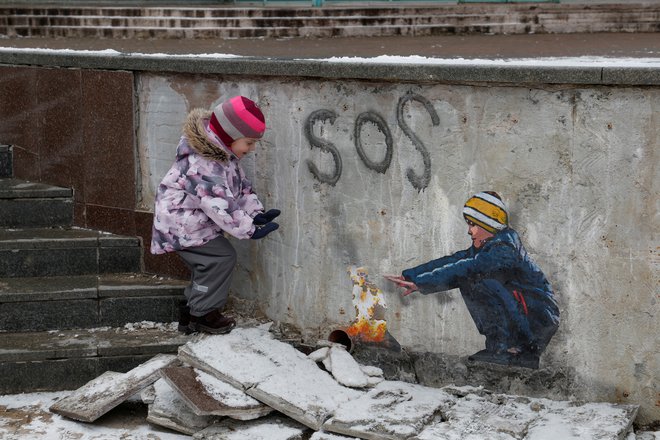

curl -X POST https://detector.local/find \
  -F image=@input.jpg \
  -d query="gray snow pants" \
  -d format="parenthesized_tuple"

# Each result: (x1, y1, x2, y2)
(176, 234, 237, 317)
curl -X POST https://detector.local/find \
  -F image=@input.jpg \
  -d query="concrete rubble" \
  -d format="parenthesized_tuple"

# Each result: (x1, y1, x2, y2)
(49, 353, 177, 422)
(147, 378, 218, 435)
(48, 324, 641, 439)
(160, 366, 273, 420)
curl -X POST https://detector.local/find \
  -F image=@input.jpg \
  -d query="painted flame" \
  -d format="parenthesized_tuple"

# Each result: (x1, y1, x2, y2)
(346, 266, 387, 342)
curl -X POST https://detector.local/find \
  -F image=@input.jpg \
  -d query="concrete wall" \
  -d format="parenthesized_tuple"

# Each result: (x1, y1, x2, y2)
(0, 53, 657, 424)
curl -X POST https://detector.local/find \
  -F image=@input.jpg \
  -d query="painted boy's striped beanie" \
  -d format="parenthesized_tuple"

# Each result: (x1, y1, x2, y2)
(209, 96, 266, 146)
(462, 191, 508, 234)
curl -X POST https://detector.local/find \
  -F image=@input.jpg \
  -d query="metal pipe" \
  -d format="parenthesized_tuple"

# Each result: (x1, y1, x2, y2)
(328, 328, 355, 353)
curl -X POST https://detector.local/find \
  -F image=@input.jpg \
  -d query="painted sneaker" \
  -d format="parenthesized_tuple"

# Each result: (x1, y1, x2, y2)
(190, 309, 236, 335)
(468, 349, 512, 367)
(509, 352, 540, 369)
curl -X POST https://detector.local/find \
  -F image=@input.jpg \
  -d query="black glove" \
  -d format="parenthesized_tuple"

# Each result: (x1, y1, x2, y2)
(251, 222, 279, 240)
(253, 209, 281, 225)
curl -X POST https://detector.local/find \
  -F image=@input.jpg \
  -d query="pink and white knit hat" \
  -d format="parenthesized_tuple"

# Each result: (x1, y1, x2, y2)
(209, 96, 266, 146)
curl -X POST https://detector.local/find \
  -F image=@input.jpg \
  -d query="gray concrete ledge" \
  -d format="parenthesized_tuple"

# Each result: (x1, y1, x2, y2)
(1, 50, 659, 85)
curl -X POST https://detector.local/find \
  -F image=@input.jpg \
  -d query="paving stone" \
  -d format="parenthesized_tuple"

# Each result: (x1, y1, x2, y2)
(193, 415, 307, 440)
(49, 353, 177, 422)
(146, 378, 218, 435)
(160, 366, 273, 420)
(178, 326, 363, 430)
(323, 380, 456, 440)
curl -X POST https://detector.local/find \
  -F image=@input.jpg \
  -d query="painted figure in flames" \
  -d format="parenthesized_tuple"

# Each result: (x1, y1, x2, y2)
(346, 266, 388, 343)
(386, 192, 560, 369)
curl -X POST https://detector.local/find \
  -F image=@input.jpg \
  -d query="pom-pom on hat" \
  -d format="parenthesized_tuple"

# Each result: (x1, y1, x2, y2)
(463, 191, 508, 234)
(208, 96, 266, 147)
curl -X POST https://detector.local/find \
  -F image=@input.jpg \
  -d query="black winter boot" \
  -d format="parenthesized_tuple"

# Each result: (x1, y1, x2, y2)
(190, 309, 236, 335)
(178, 304, 193, 334)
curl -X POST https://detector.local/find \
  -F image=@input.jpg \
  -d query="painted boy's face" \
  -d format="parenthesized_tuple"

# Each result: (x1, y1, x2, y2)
(230, 137, 259, 159)
(467, 221, 494, 249)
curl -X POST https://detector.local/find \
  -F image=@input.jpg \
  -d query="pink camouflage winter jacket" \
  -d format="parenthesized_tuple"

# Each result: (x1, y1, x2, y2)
(150, 109, 264, 254)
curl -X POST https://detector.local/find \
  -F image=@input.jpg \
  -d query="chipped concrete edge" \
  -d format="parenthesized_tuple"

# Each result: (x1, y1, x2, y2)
(1, 50, 659, 86)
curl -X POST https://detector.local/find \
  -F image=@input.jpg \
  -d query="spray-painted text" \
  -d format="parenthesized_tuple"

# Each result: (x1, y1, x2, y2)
(305, 93, 440, 191)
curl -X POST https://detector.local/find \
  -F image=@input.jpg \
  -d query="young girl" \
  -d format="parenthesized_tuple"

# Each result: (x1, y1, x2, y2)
(150, 95, 280, 334)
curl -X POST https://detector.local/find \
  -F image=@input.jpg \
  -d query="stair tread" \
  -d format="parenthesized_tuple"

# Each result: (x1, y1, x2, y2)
(0, 178, 71, 199)
(0, 273, 187, 302)
(0, 324, 190, 362)
(0, 227, 139, 248)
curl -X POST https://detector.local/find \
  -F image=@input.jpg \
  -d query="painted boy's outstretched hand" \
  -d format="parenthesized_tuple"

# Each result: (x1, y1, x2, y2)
(383, 274, 419, 296)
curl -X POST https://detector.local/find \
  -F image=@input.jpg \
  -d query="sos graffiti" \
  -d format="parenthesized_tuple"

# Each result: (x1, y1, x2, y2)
(304, 93, 440, 191)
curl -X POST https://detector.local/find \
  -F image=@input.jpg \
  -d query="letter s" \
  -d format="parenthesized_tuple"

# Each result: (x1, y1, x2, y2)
(304, 109, 342, 186)
(397, 93, 439, 191)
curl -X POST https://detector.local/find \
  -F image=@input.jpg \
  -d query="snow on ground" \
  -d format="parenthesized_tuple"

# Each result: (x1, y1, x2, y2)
(0, 391, 189, 439)
(1, 47, 660, 67)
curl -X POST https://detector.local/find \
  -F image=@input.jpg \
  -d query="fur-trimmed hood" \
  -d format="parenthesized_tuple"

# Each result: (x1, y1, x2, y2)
(183, 108, 231, 163)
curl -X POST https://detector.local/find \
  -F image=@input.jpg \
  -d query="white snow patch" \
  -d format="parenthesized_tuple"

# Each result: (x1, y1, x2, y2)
(194, 369, 262, 408)
(2, 47, 660, 68)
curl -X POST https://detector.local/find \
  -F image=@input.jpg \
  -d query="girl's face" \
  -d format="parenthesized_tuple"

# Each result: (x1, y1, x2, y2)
(230, 137, 259, 159)
(467, 221, 494, 249)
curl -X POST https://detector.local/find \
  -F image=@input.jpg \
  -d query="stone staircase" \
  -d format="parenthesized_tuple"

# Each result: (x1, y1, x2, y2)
(0, 144, 190, 394)
(0, 3, 659, 39)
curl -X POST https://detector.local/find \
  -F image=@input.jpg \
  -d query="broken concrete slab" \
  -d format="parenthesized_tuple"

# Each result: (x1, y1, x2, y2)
(327, 345, 370, 388)
(178, 326, 279, 390)
(323, 380, 456, 440)
(311, 432, 361, 440)
(192, 415, 307, 440)
(524, 399, 639, 440)
(308, 347, 329, 363)
(415, 415, 517, 440)
(414, 386, 639, 440)
(160, 366, 273, 420)
(49, 353, 177, 422)
(140, 384, 156, 404)
(146, 378, 218, 435)
(360, 365, 383, 378)
(413, 391, 525, 440)
(178, 326, 363, 430)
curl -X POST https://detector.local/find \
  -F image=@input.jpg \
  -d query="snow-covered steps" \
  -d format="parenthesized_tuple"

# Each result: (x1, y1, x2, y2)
(0, 227, 142, 277)
(0, 145, 191, 393)
(1, 3, 659, 39)
(0, 178, 73, 228)
(0, 273, 187, 331)
(0, 323, 190, 394)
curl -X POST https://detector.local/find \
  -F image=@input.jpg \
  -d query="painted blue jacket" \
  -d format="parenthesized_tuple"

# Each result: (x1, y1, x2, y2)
(402, 228, 556, 307)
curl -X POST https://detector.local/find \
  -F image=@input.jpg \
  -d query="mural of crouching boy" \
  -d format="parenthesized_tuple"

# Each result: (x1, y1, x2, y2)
(386, 192, 560, 369)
